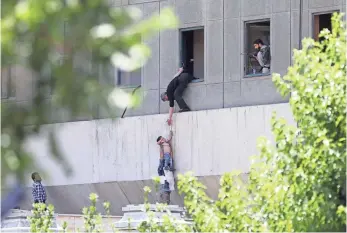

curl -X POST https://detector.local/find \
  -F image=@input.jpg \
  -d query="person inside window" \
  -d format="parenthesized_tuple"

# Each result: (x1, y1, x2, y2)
(252, 39, 271, 74)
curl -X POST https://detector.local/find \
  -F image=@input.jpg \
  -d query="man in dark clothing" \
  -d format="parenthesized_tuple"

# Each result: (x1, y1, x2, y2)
(160, 66, 194, 125)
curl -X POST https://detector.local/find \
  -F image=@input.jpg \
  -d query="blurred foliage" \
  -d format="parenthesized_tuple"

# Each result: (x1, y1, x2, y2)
(4, 2, 346, 232)
(1, 0, 177, 189)
(140, 13, 346, 232)
(81, 193, 117, 232)
(137, 187, 193, 232)
(28, 194, 117, 232)
(28, 203, 55, 232)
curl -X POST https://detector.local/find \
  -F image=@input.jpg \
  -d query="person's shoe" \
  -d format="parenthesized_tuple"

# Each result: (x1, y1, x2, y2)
(179, 108, 191, 113)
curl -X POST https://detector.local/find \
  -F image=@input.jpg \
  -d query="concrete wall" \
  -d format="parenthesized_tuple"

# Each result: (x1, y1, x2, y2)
(2, 0, 344, 123)
(19, 103, 295, 214)
(56, 214, 121, 231)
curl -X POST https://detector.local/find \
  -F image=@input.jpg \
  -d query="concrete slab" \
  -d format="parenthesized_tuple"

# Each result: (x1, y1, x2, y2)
(240, 77, 285, 106)
(291, 11, 300, 54)
(206, 20, 223, 84)
(118, 181, 145, 204)
(271, 12, 291, 76)
(199, 176, 220, 200)
(129, 0, 157, 4)
(27, 103, 294, 188)
(272, 0, 291, 13)
(175, 0, 204, 25)
(224, 18, 241, 82)
(207, 0, 223, 20)
(94, 182, 130, 214)
(224, 0, 241, 19)
(308, 0, 340, 9)
(15, 174, 255, 215)
(143, 2, 160, 91)
(159, 28, 178, 89)
(125, 89, 160, 116)
(184, 83, 224, 110)
(241, 0, 272, 17)
(223, 81, 242, 108)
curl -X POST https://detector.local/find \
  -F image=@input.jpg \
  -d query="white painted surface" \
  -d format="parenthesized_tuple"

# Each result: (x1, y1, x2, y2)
(25, 103, 295, 186)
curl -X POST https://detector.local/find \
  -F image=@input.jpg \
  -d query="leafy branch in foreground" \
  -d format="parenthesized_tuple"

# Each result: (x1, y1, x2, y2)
(143, 12, 347, 232)
(28, 203, 55, 233)
(1, 0, 178, 203)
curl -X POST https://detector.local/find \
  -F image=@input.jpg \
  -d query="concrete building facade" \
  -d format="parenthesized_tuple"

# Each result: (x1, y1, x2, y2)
(3, 0, 346, 215)
(21, 103, 294, 215)
(2, 0, 345, 121)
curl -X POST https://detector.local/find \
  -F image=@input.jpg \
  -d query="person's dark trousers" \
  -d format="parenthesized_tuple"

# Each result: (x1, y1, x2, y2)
(158, 159, 165, 176)
(174, 73, 193, 111)
(159, 190, 171, 205)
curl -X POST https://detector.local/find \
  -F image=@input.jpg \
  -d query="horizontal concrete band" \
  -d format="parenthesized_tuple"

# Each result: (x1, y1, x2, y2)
(18, 175, 239, 215)
(24, 103, 294, 187)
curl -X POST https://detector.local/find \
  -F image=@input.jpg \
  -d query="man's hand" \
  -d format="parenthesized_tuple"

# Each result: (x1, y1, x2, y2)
(167, 118, 172, 126)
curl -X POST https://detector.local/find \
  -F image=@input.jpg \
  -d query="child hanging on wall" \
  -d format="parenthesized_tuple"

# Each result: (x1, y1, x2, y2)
(157, 130, 175, 192)
(156, 130, 174, 171)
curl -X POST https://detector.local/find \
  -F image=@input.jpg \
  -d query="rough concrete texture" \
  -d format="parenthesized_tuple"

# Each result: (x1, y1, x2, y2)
(21, 103, 296, 214)
(24, 103, 294, 187)
(18, 175, 247, 215)
(21, 104, 295, 215)
(57, 214, 121, 231)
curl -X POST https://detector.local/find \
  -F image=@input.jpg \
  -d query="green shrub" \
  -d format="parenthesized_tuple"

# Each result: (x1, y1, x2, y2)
(141, 12, 346, 232)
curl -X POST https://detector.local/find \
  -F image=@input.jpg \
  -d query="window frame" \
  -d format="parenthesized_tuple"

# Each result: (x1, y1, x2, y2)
(243, 19, 271, 78)
(115, 68, 142, 88)
(1, 66, 16, 100)
(179, 26, 205, 83)
(311, 10, 339, 41)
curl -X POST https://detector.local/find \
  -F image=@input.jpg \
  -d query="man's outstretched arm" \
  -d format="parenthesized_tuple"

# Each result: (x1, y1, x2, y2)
(167, 107, 174, 125)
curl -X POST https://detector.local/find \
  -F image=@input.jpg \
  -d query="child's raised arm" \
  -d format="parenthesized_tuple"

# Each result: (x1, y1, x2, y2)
(167, 130, 173, 142)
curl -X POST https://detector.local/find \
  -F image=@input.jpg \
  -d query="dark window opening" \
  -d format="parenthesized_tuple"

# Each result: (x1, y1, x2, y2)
(1, 66, 16, 99)
(116, 69, 141, 87)
(180, 28, 204, 80)
(244, 21, 271, 77)
(313, 13, 334, 42)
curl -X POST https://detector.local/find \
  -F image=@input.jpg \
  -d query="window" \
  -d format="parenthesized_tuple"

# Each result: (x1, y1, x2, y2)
(180, 27, 204, 80)
(244, 20, 271, 77)
(1, 66, 16, 99)
(115, 69, 142, 87)
(313, 12, 336, 42)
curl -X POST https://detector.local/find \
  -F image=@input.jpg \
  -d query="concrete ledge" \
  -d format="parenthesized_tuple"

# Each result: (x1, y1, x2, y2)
(17, 175, 231, 215)
(24, 103, 294, 187)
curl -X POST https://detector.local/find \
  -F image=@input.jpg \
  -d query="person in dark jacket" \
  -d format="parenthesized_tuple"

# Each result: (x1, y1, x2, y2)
(160, 65, 194, 125)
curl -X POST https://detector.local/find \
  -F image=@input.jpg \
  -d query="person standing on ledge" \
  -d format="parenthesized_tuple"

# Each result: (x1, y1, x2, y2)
(160, 63, 195, 125)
